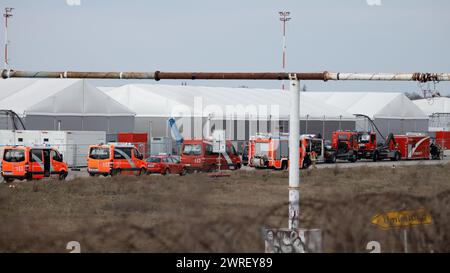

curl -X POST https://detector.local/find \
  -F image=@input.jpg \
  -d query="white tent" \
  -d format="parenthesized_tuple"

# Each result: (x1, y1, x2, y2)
(303, 92, 429, 137)
(0, 79, 135, 133)
(101, 84, 352, 119)
(413, 97, 450, 130)
(102, 84, 356, 143)
(413, 97, 450, 116)
(102, 85, 429, 142)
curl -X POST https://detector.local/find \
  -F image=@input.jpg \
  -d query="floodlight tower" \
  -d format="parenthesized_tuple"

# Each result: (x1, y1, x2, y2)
(3, 7, 13, 70)
(279, 11, 291, 91)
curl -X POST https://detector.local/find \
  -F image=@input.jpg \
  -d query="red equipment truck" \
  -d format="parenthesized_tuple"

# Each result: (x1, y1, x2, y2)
(248, 133, 334, 170)
(390, 133, 431, 160)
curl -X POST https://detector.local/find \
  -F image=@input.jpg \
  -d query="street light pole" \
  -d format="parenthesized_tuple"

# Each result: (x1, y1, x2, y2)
(288, 74, 300, 229)
(279, 11, 291, 91)
(3, 7, 13, 70)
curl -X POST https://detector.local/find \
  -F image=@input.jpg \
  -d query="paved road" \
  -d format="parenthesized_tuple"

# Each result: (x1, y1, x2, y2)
(241, 156, 449, 171)
(2, 156, 448, 183)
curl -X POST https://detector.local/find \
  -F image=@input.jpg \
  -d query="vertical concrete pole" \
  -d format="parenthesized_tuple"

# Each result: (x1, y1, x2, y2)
(289, 74, 300, 230)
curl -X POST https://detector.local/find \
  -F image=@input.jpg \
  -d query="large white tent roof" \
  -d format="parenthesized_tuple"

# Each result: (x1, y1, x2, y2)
(102, 84, 354, 120)
(0, 79, 135, 117)
(302, 92, 428, 120)
(413, 97, 450, 116)
(102, 84, 428, 120)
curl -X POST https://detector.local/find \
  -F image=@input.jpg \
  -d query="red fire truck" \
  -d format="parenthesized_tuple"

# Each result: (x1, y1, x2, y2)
(180, 139, 241, 172)
(330, 131, 359, 162)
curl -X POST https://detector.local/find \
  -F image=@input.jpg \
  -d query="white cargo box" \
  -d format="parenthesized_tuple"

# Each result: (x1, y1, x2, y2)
(0, 130, 15, 164)
(0, 130, 106, 167)
(40, 131, 106, 167)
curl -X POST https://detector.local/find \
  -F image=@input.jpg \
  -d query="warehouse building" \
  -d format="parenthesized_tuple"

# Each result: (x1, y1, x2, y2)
(0, 79, 135, 133)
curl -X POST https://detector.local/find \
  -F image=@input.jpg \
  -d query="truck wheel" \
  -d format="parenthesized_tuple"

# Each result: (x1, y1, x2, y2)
(349, 152, 357, 163)
(89, 172, 95, 177)
(235, 163, 241, 170)
(302, 160, 311, 169)
(281, 161, 288, 170)
(179, 168, 187, 176)
(373, 151, 379, 162)
(4, 177, 14, 183)
(111, 169, 119, 177)
(163, 168, 170, 176)
(137, 168, 146, 176)
(58, 171, 68, 181)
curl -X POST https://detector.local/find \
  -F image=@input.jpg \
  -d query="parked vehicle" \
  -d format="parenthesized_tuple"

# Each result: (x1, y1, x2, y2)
(248, 134, 318, 170)
(147, 154, 187, 176)
(1, 145, 68, 182)
(391, 133, 431, 160)
(181, 139, 241, 172)
(87, 143, 147, 177)
(353, 114, 402, 162)
(329, 131, 359, 162)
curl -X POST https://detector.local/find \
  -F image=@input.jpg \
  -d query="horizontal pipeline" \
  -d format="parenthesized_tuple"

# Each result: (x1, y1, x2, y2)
(2, 70, 450, 82)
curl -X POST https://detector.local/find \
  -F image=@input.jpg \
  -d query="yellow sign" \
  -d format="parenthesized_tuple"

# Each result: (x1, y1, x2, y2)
(371, 209, 432, 230)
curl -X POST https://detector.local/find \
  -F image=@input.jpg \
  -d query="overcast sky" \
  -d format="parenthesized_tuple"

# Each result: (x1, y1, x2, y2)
(2, 0, 450, 94)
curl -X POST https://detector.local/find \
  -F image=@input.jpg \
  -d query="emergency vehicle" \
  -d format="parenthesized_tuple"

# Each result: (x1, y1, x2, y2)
(353, 114, 401, 161)
(248, 134, 330, 170)
(180, 139, 241, 172)
(1, 145, 68, 182)
(390, 133, 431, 160)
(87, 143, 147, 177)
(330, 131, 359, 162)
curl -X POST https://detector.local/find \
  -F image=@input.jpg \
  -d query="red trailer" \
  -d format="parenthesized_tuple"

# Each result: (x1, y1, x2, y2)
(117, 133, 149, 157)
(391, 134, 430, 160)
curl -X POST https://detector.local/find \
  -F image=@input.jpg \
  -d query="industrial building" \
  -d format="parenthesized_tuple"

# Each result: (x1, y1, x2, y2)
(0, 79, 135, 133)
(413, 97, 450, 131)
(0, 79, 430, 153)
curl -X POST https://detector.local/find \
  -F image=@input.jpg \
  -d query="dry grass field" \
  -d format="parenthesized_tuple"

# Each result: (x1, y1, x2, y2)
(0, 163, 449, 253)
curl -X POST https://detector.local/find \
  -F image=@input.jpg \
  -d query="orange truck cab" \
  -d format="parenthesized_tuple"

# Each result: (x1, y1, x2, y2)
(87, 143, 147, 177)
(330, 131, 359, 162)
(181, 139, 241, 172)
(1, 145, 68, 182)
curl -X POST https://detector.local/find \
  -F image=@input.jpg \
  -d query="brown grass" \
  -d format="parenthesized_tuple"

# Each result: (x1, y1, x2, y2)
(0, 163, 449, 253)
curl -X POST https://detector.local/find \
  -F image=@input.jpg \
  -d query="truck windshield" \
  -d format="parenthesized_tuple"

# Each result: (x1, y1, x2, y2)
(183, 144, 202, 155)
(3, 149, 25, 162)
(358, 134, 371, 143)
(255, 142, 270, 157)
(89, 147, 110, 160)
